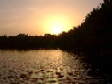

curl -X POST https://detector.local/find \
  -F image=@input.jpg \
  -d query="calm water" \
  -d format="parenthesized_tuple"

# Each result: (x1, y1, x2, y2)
(0, 50, 109, 84)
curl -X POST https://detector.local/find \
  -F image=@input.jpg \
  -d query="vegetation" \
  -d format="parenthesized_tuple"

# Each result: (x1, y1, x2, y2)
(0, 34, 58, 50)
(69, 0, 112, 75)
(0, 0, 112, 75)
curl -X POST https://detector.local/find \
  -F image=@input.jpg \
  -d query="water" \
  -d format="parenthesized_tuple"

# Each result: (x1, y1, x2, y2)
(0, 50, 109, 84)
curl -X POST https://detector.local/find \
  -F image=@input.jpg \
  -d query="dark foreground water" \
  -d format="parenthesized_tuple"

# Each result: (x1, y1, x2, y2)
(0, 50, 111, 84)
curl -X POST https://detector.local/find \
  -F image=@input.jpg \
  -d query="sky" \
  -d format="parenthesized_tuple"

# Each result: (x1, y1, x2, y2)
(0, 0, 103, 36)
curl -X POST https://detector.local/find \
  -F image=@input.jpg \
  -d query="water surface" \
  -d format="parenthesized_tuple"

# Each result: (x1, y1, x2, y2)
(0, 50, 107, 84)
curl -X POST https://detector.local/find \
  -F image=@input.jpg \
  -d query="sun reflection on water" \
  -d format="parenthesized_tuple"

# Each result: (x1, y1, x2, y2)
(0, 50, 104, 84)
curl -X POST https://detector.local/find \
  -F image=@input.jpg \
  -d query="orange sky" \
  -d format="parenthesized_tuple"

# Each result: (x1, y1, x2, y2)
(0, 0, 103, 36)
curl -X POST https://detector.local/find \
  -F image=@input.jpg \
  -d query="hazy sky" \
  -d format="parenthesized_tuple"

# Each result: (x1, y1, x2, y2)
(0, 0, 103, 36)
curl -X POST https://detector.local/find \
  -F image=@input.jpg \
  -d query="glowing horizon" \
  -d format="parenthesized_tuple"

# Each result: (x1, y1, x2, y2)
(40, 14, 75, 35)
(0, 0, 103, 36)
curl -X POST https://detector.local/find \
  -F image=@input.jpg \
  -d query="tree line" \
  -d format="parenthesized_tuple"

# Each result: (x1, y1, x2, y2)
(0, 0, 112, 74)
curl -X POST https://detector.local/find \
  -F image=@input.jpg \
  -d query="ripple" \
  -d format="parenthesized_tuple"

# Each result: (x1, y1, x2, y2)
(0, 50, 108, 83)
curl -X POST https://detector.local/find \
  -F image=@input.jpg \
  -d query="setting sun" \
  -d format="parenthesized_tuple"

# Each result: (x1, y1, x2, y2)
(0, 0, 103, 36)
(52, 26, 62, 35)
(42, 14, 74, 35)
(50, 20, 63, 35)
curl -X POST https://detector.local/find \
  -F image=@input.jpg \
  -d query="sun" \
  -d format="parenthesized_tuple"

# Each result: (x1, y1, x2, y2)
(51, 22, 63, 35)
(52, 26, 62, 35)
(41, 14, 74, 35)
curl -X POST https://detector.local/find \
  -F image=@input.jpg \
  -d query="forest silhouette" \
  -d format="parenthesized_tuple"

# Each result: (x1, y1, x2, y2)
(0, 0, 112, 75)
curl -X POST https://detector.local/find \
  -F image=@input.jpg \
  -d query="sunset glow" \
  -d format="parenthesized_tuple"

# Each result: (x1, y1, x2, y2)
(0, 0, 103, 36)
(52, 25, 62, 35)
(41, 15, 74, 35)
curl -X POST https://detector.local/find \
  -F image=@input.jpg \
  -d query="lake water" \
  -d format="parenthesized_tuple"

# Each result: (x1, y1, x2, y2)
(0, 50, 110, 84)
